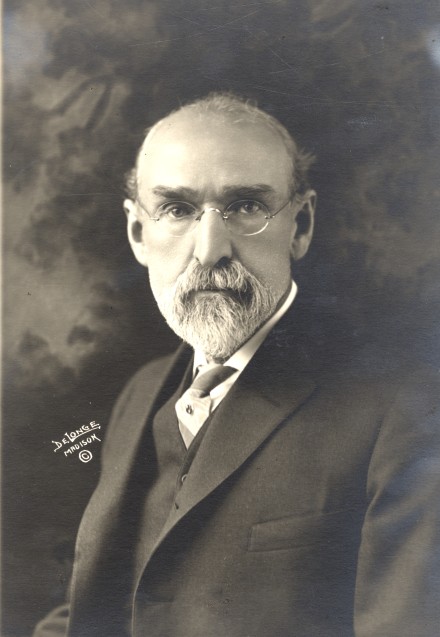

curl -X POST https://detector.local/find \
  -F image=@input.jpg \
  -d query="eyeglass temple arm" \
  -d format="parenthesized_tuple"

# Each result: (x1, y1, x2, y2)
(265, 197, 298, 220)
(134, 199, 160, 221)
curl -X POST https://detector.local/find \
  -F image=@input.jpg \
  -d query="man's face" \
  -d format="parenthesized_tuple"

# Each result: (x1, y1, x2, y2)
(125, 110, 314, 360)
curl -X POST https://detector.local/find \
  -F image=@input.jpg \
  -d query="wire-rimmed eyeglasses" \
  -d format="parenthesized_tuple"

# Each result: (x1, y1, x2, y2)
(134, 196, 298, 237)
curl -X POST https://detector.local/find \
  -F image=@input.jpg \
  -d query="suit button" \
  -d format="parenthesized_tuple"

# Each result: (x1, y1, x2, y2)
(181, 474, 188, 484)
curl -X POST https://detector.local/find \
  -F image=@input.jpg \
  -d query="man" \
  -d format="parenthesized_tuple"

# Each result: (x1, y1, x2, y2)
(35, 93, 440, 637)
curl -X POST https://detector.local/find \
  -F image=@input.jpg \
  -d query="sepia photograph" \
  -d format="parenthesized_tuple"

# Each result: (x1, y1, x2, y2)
(3, 1, 440, 635)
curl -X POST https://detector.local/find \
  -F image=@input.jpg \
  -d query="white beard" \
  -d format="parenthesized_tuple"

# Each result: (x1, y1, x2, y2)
(152, 260, 278, 362)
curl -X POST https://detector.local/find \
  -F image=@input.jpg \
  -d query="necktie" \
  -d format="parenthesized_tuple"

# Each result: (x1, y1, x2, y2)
(176, 364, 237, 448)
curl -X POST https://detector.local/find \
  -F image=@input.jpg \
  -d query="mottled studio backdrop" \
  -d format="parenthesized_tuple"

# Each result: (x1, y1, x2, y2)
(3, 0, 440, 635)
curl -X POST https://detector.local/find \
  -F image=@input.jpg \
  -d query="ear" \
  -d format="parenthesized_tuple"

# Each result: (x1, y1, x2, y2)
(290, 190, 316, 261)
(124, 198, 149, 267)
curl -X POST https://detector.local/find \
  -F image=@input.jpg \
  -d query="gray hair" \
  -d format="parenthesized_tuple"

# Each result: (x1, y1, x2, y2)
(125, 92, 315, 200)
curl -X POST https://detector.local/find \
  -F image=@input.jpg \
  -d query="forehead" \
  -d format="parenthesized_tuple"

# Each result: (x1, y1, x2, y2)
(136, 111, 293, 199)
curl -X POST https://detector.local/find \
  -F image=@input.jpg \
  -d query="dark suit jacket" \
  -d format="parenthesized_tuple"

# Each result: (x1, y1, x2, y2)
(34, 309, 440, 637)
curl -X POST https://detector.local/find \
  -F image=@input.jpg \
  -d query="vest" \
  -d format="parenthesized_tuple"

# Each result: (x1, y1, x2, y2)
(126, 359, 216, 632)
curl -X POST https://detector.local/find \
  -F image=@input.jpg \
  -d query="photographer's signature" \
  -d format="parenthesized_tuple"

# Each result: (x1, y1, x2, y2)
(52, 421, 102, 462)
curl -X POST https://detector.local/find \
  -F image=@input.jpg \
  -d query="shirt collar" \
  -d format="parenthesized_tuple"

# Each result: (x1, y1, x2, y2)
(193, 280, 297, 375)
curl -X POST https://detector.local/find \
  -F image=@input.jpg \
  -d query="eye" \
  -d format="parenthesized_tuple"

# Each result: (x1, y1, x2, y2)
(227, 200, 266, 216)
(158, 201, 196, 220)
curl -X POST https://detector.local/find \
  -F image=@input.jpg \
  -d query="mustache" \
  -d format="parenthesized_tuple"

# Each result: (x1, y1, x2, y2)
(175, 260, 259, 302)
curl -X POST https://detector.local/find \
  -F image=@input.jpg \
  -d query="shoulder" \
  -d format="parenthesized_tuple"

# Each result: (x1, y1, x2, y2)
(102, 349, 185, 444)
(124, 352, 178, 393)
(115, 353, 175, 408)
(327, 344, 440, 463)
(312, 337, 439, 392)
(290, 340, 440, 441)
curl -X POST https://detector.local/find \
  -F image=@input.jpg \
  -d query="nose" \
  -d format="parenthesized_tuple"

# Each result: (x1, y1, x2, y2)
(192, 208, 233, 267)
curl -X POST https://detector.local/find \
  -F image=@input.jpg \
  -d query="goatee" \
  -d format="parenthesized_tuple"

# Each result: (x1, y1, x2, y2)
(153, 260, 278, 362)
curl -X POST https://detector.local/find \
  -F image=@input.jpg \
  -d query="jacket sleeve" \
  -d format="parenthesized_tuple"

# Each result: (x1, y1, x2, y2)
(354, 366, 440, 637)
(32, 363, 155, 637)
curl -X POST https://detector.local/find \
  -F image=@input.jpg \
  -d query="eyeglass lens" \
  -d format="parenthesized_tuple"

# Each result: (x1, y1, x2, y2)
(155, 200, 270, 237)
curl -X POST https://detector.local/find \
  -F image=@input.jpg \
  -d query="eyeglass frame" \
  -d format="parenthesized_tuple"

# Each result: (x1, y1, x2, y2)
(133, 192, 306, 237)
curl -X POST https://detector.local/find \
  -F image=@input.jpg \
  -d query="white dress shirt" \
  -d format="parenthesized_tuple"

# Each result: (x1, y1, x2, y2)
(176, 281, 297, 446)
(194, 280, 297, 407)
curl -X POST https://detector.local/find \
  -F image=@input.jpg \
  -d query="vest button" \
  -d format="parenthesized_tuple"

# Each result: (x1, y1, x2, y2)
(174, 501, 179, 510)
(181, 473, 188, 484)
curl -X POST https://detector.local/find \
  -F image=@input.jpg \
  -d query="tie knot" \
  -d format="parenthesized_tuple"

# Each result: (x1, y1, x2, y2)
(190, 364, 237, 397)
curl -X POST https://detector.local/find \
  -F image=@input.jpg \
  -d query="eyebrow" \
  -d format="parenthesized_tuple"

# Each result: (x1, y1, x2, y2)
(151, 186, 198, 200)
(151, 184, 277, 200)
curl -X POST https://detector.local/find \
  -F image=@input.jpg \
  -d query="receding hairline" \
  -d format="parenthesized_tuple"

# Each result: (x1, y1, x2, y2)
(142, 108, 289, 152)
(125, 92, 315, 200)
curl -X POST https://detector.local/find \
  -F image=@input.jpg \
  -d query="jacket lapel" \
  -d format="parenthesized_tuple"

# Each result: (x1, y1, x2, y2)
(153, 316, 318, 548)
(179, 370, 316, 516)
(97, 343, 192, 498)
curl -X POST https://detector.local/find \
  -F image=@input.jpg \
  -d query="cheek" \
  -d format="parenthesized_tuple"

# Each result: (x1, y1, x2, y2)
(245, 225, 293, 272)
(142, 233, 194, 287)
(258, 224, 296, 284)
(236, 239, 292, 294)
